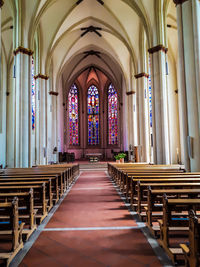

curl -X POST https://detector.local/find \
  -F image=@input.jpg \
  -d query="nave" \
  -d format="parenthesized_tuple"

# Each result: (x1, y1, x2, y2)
(15, 170, 171, 267)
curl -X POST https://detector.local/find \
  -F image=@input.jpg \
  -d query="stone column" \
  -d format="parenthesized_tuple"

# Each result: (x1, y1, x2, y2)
(148, 45, 170, 164)
(174, 0, 200, 171)
(34, 74, 49, 165)
(135, 73, 150, 162)
(13, 47, 33, 167)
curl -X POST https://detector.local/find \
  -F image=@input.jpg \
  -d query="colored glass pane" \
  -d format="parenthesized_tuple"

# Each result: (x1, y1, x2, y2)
(149, 57, 152, 127)
(68, 84, 79, 145)
(31, 57, 35, 130)
(108, 84, 118, 145)
(87, 85, 99, 145)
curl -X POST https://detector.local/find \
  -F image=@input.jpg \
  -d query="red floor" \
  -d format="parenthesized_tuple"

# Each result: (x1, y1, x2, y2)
(19, 171, 162, 267)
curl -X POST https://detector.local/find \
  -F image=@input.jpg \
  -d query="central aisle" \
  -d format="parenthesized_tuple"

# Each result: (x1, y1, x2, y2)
(19, 171, 164, 267)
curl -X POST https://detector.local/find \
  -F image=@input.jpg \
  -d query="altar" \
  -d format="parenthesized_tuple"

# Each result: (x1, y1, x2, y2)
(85, 153, 102, 162)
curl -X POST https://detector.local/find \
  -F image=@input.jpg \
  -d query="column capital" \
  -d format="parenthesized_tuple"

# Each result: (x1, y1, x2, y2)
(49, 91, 59, 96)
(134, 72, 149, 79)
(34, 74, 49, 80)
(14, 46, 34, 56)
(126, 91, 135, 96)
(173, 0, 189, 6)
(0, 0, 4, 8)
(148, 44, 168, 54)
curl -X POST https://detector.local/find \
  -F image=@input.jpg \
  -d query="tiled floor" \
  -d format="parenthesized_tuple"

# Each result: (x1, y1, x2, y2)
(19, 171, 167, 267)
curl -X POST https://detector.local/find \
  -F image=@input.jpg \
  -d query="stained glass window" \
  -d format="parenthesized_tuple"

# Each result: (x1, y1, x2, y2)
(149, 57, 152, 127)
(87, 85, 99, 145)
(31, 57, 35, 130)
(68, 84, 79, 145)
(108, 84, 118, 145)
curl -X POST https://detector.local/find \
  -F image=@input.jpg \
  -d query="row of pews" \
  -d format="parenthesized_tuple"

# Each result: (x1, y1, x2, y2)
(108, 163, 200, 267)
(0, 163, 79, 267)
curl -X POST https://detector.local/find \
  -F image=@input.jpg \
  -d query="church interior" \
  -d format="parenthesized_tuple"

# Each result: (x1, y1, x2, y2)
(0, 0, 200, 266)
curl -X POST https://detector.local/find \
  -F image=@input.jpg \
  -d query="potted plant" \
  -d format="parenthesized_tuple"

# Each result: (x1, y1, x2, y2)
(114, 154, 120, 163)
(118, 153, 126, 163)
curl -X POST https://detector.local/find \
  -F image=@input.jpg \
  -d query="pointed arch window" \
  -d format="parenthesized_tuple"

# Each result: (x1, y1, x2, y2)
(87, 85, 99, 145)
(68, 84, 79, 145)
(31, 56, 35, 130)
(108, 84, 118, 145)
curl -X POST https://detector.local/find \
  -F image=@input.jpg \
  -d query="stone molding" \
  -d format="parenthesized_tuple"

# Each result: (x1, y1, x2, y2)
(134, 72, 149, 79)
(49, 91, 59, 96)
(148, 44, 168, 54)
(173, 0, 189, 5)
(14, 46, 34, 56)
(34, 74, 49, 80)
(126, 91, 135, 96)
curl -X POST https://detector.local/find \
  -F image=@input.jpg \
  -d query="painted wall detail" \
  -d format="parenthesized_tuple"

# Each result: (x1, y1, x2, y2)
(31, 57, 36, 130)
(108, 83, 118, 145)
(87, 85, 99, 145)
(68, 84, 79, 145)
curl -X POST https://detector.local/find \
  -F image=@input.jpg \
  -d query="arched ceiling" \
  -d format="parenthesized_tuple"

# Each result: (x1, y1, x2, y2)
(1, 0, 178, 91)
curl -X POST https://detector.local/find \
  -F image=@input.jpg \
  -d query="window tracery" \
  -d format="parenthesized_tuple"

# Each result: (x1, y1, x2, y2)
(68, 84, 79, 145)
(87, 85, 99, 145)
(108, 84, 118, 145)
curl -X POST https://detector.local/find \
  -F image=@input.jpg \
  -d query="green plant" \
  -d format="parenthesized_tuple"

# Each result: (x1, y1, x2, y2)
(114, 154, 120, 160)
(118, 153, 126, 159)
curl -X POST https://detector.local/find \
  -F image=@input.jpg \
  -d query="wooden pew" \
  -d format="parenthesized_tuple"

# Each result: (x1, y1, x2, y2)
(130, 176, 200, 207)
(1, 169, 66, 195)
(146, 186, 200, 237)
(0, 197, 24, 267)
(0, 189, 36, 241)
(0, 180, 53, 212)
(118, 169, 186, 194)
(158, 195, 200, 264)
(180, 210, 200, 267)
(0, 183, 47, 224)
(135, 178, 200, 212)
(0, 176, 59, 204)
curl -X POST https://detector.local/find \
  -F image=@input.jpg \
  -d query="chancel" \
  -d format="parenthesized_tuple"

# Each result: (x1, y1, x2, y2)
(0, 0, 200, 266)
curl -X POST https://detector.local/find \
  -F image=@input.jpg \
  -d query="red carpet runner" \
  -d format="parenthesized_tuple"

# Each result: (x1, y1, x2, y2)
(20, 171, 162, 267)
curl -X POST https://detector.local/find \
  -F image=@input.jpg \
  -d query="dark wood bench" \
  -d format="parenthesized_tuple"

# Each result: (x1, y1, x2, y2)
(0, 175, 59, 204)
(158, 195, 200, 264)
(0, 183, 47, 224)
(135, 179, 200, 213)
(146, 187, 200, 237)
(130, 176, 200, 208)
(180, 209, 200, 267)
(1, 169, 66, 195)
(0, 189, 36, 241)
(0, 197, 24, 267)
